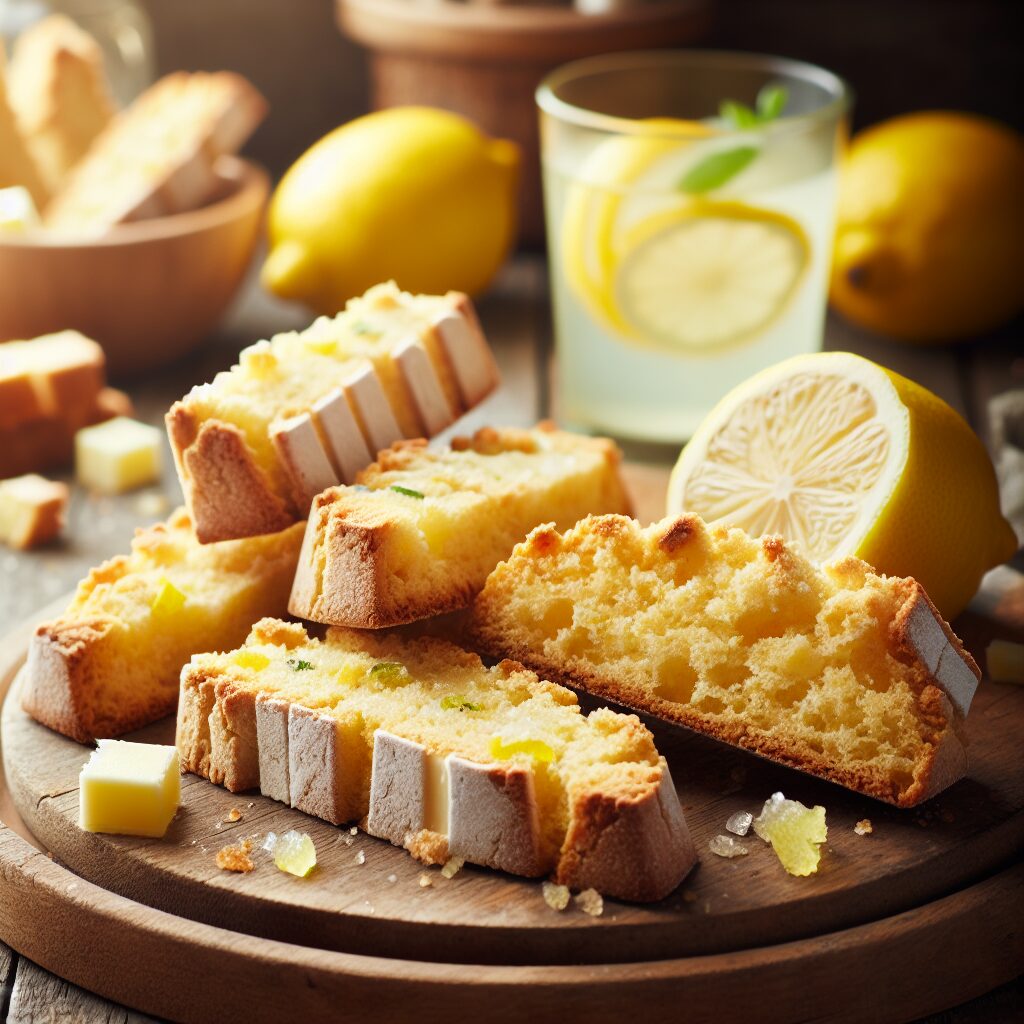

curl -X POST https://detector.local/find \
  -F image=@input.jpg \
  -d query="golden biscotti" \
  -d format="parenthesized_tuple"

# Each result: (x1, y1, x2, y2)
(0, 52, 48, 208)
(469, 513, 981, 808)
(177, 619, 697, 901)
(167, 282, 500, 543)
(289, 423, 632, 628)
(6, 15, 115, 192)
(44, 70, 266, 232)
(21, 509, 305, 743)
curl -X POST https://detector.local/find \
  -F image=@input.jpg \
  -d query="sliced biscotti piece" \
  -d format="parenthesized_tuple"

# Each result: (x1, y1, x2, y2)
(6, 15, 115, 191)
(22, 509, 304, 743)
(44, 70, 266, 232)
(178, 620, 696, 901)
(469, 514, 981, 809)
(167, 281, 499, 543)
(289, 423, 631, 628)
(0, 52, 49, 208)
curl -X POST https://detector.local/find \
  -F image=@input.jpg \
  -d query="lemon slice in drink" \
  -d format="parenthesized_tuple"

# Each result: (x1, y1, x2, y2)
(611, 203, 810, 350)
(668, 351, 1017, 618)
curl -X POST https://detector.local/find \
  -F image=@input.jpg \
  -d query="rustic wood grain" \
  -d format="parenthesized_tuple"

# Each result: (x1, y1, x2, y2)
(7, 958, 157, 1024)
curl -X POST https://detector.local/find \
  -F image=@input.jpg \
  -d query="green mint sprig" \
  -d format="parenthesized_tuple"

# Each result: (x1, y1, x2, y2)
(678, 84, 789, 195)
(390, 485, 425, 499)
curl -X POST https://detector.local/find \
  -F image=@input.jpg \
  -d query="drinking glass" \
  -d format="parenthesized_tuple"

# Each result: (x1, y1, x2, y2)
(538, 50, 851, 443)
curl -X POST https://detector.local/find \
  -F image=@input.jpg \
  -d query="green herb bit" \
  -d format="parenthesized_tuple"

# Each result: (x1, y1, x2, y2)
(679, 146, 758, 193)
(287, 659, 314, 671)
(441, 695, 482, 712)
(369, 661, 411, 686)
(390, 485, 425, 500)
(756, 84, 788, 121)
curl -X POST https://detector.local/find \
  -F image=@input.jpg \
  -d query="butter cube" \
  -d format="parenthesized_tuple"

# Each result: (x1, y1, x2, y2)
(0, 474, 68, 549)
(0, 186, 39, 234)
(79, 739, 180, 838)
(76, 416, 163, 493)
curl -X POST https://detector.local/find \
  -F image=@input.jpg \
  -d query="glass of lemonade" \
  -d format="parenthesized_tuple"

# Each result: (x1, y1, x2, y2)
(538, 51, 851, 443)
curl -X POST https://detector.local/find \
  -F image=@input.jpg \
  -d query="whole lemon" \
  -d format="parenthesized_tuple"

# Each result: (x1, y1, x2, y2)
(262, 107, 520, 314)
(830, 112, 1024, 342)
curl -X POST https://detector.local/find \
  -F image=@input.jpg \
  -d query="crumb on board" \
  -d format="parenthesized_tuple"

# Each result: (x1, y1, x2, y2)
(419, 873, 433, 888)
(223, 807, 242, 824)
(574, 888, 604, 917)
(355, 849, 366, 865)
(216, 839, 254, 873)
(854, 818, 873, 836)
(441, 856, 464, 879)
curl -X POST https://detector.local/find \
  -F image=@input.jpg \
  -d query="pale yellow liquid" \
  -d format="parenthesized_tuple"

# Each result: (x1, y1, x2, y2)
(544, 130, 839, 442)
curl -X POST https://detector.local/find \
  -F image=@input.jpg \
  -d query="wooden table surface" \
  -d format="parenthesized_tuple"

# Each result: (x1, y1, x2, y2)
(0, 255, 1020, 1022)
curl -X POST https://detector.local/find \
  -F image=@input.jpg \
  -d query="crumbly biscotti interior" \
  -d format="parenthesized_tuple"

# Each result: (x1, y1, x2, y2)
(470, 513, 974, 807)
(295, 425, 631, 624)
(177, 282, 460, 497)
(182, 619, 662, 868)
(31, 508, 304, 736)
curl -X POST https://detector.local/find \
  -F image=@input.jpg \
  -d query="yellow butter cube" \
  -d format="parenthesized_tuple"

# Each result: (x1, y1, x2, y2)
(76, 416, 163, 493)
(79, 739, 180, 838)
(0, 186, 39, 234)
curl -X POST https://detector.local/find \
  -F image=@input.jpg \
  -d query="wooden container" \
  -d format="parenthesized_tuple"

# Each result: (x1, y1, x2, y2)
(0, 158, 268, 377)
(336, 0, 711, 246)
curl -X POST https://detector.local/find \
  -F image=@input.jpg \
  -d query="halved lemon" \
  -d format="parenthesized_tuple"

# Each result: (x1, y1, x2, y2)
(668, 352, 1017, 619)
(611, 203, 809, 350)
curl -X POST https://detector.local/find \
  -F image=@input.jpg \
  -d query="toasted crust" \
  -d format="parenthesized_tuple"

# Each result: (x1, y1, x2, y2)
(469, 515, 981, 809)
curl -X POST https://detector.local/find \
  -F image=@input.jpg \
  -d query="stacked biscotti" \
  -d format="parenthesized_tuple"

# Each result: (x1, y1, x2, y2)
(289, 423, 632, 628)
(167, 281, 500, 542)
(178, 619, 697, 901)
(469, 513, 981, 808)
(0, 330, 132, 477)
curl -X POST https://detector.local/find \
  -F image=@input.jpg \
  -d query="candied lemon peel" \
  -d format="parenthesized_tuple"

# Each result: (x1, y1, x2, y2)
(753, 792, 827, 876)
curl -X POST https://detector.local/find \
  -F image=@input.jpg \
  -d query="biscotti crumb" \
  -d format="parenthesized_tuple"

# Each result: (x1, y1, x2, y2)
(441, 856, 464, 879)
(418, 873, 433, 888)
(223, 807, 242, 823)
(216, 839, 254, 872)
(542, 881, 570, 911)
(387, 873, 398, 883)
(355, 850, 366, 865)
(854, 819, 873, 836)
(725, 810, 753, 836)
(349, 826, 358, 836)
(573, 888, 604, 917)
(709, 834, 749, 858)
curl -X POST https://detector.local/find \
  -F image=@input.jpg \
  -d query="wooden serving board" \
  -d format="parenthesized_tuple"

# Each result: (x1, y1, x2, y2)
(1, 467, 1022, 1022)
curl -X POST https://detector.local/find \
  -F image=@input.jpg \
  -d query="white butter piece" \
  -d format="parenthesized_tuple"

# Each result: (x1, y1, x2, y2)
(271, 412, 339, 508)
(75, 416, 163, 494)
(79, 739, 180, 838)
(0, 185, 39, 234)
(312, 388, 374, 484)
(393, 336, 457, 435)
(433, 311, 499, 406)
(343, 365, 405, 455)
(0, 474, 67, 549)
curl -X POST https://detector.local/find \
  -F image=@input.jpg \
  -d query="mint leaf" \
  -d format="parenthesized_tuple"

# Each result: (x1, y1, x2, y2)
(390, 485, 425, 499)
(679, 146, 758, 193)
(756, 84, 788, 122)
(719, 99, 759, 129)
(287, 659, 313, 671)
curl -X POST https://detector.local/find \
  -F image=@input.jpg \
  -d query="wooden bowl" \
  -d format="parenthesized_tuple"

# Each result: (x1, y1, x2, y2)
(336, 0, 711, 246)
(0, 158, 269, 377)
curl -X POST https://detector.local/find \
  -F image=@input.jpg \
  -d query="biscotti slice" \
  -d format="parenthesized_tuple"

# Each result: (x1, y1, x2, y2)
(0, 54, 48, 208)
(178, 620, 696, 901)
(469, 514, 981, 809)
(289, 424, 631, 628)
(44, 70, 266, 232)
(22, 509, 305, 743)
(168, 281, 500, 543)
(6, 15, 115, 191)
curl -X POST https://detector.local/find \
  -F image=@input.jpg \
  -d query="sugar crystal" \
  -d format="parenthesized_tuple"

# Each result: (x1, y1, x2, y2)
(726, 810, 753, 836)
(709, 834, 749, 858)
(272, 830, 317, 877)
(542, 881, 570, 911)
(574, 888, 604, 917)
(441, 856, 464, 879)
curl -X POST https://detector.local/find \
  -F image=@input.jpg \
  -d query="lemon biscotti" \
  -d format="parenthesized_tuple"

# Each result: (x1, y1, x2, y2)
(289, 424, 631, 628)
(469, 514, 981, 808)
(44, 70, 266, 232)
(177, 620, 696, 901)
(167, 282, 500, 543)
(22, 509, 305, 743)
